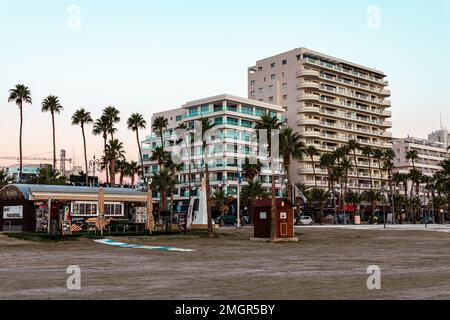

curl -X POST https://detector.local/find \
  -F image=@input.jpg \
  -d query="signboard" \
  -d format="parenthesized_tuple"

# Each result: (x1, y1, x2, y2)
(260, 212, 267, 220)
(3, 206, 23, 219)
(280, 212, 287, 220)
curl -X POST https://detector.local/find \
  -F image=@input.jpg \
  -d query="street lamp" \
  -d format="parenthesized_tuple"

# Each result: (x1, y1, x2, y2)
(89, 155, 102, 186)
(380, 186, 388, 229)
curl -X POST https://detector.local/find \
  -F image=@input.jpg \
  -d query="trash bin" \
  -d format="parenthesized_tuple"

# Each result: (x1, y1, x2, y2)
(354, 215, 361, 225)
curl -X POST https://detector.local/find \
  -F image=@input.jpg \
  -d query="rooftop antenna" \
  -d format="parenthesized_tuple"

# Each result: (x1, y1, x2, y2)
(440, 111, 443, 130)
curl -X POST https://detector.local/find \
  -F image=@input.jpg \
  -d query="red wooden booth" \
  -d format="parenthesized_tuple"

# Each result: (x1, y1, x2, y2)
(251, 199, 298, 242)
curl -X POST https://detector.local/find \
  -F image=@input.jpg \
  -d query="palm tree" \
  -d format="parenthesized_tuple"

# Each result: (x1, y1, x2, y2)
(102, 106, 120, 140)
(125, 161, 140, 186)
(8, 84, 32, 180)
(151, 167, 176, 211)
(305, 146, 318, 187)
(212, 189, 234, 227)
(280, 128, 305, 199)
(372, 148, 385, 187)
(0, 169, 9, 188)
(150, 146, 170, 167)
(93, 116, 112, 183)
(255, 113, 282, 240)
(242, 157, 263, 181)
(116, 159, 128, 185)
(362, 190, 384, 217)
(177, 122, 192, 199)
(309, 188, 331, 223)
(361, 146, 374, 189)
(152, 116, 169, 147)
(320, 152, 336, 191)
(406, 150, 419, 169)
(347, 140, 361, 193)
(199, 118, 216, 238)
(127, 113, 147, 179)
(28, 167, 67, 185)
(409, 168, 423, 198)
(41, 96, 64, 170)
(345, 190, 361, 220)
(71, 108, 93, 185)
(105, 139, 125, 185)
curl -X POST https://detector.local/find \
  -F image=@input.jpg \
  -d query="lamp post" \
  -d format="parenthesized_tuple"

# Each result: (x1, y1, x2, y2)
(380, 186, 387, 229)
(89, 155, 101, 186)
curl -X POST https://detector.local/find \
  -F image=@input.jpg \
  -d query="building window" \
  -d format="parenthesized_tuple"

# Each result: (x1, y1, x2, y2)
(250, 80, 255, 85)
(271, 74, 276, 80)
(176, 115, 182, 122)
(214, 117, 223, 125)
(269, 97, 274, 102)
(283, 95, 288, 100)
(271, 63, 276, 68)
(201, 104, 209, 113)
(250, 91, 255, 97)
(282, 83, 288, 89)
(282, 60, 287, 65)
(258, 87, 263, 93)
(268, 85, 274, 91)
(296, 54, 301, 60)
(241, 105, 253, 115)
(258, 67, 263, 71)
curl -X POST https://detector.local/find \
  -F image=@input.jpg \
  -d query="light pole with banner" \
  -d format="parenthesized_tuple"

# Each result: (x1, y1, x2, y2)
(89, 155, 102, 186)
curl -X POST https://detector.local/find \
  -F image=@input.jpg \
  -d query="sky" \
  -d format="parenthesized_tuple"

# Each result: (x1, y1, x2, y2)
(0, 0, 449, 172)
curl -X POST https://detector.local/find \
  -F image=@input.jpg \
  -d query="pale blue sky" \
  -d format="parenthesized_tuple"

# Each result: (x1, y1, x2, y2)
(0, 0, 449, 168)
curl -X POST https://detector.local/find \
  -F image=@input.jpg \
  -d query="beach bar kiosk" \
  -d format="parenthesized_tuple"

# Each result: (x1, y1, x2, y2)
(0, 184, 147, 233)
(251, 199, 298, 242)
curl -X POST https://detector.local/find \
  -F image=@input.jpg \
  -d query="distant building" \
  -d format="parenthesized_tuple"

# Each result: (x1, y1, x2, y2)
(428, 128, 449, 147)
(393, 136, 449, 196)
(6, 164, 52, 180)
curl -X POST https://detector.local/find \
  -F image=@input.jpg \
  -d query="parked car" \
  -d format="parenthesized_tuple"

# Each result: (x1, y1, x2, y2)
(214, 215, 237, 226)
(420, 216, 434, 224)
(323, 214, 337, 225)
(299, 216, 314, 225)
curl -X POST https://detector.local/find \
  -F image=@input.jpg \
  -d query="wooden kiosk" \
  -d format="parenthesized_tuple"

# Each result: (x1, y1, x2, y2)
(251, 198, 298, 242)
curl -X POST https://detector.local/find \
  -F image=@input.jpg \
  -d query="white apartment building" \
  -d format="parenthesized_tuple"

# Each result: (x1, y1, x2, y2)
(248, 47, 393, 190)
(141, 94, 286, 207)
(393, 137, 449, 177)
(428, 128, 449, 147)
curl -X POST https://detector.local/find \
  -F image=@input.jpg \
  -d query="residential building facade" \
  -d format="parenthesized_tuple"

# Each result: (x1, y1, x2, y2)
(248, 47, 393, 190)
(141, 94, 286, 207)
(428, 128, 449, 147)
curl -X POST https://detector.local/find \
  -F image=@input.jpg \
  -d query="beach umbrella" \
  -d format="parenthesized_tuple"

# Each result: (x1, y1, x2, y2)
(146, 188, 155, 234)
(97, 187, 105, 236)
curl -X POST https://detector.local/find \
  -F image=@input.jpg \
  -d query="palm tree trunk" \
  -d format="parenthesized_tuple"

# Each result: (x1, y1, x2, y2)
(103, 137, 109, 184)
(354, 151, 360, 193)
(311, 156, 317, 187)
(220, 206, 225, 227)
(19, 102, 23, 181)
(136, 130, 144, 179)
(368, 157, 373, 189)
(110, 159, 116, 185)
(270, 153, 277, 241)
(205, 162, 213, 238)
(52, 111, 57, 171)
(82, 124, 88, 185)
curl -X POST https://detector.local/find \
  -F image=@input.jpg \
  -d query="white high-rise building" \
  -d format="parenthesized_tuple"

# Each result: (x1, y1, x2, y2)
(248, 47, 393, 190)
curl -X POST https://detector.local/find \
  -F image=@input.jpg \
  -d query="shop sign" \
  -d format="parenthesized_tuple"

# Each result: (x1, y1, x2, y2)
(3, 206, 23, 219)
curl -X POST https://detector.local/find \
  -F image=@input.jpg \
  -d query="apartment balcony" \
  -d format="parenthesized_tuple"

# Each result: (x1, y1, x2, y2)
(298, 167, 327, 175)
(297, 94, 320, 102)
(298, 118, 320, 126)
(296, 69, 320, 78)
(297, 105, 320, 114)
(381, 121, 392, 128)
(381, 89, 391, 96)
(301, 131, 322, 138)
(297, 81, 321, 90)
(382, 100, 392, 107)
(301, 58, 389, 86)
(318, 74, 390, 97)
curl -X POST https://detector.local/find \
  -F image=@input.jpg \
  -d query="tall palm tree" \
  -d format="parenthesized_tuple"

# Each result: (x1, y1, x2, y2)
(150, 146, 170, 167)
(362, 190, 383, 217)
(199, 118, 216, 238)
(102, 106, 120, 140)
(127, 113, 147, 179)
(105, 139, 125, 185)
(409, 168, 423, 198)
(361, 146, 374, 189)
(152, 116, 169, 147)
(116, 159, 128, 185)
(406, 150, 419, 169)
(347, 140, 361, 193)
(28, 167, 67, 185)
(320, 152, 336, 191)
(41, 96, 63, 170)
(151, 167, 176, 212)
(280, 128, 305, 199)
(309, 188, 331, 223)
(93, 116, 113, 183)
(240, 179, 269, 205)
(177, 122, 192, 199)
(255, 113, 282, 240)
(71, 109, 93, 185)
(305, 145, 318, 187)
(373, 148, 385, 186)
(8, 84, 32, 180)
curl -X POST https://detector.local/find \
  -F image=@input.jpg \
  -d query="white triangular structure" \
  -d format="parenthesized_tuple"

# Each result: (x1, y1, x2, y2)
(190, 178, 209, 230)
